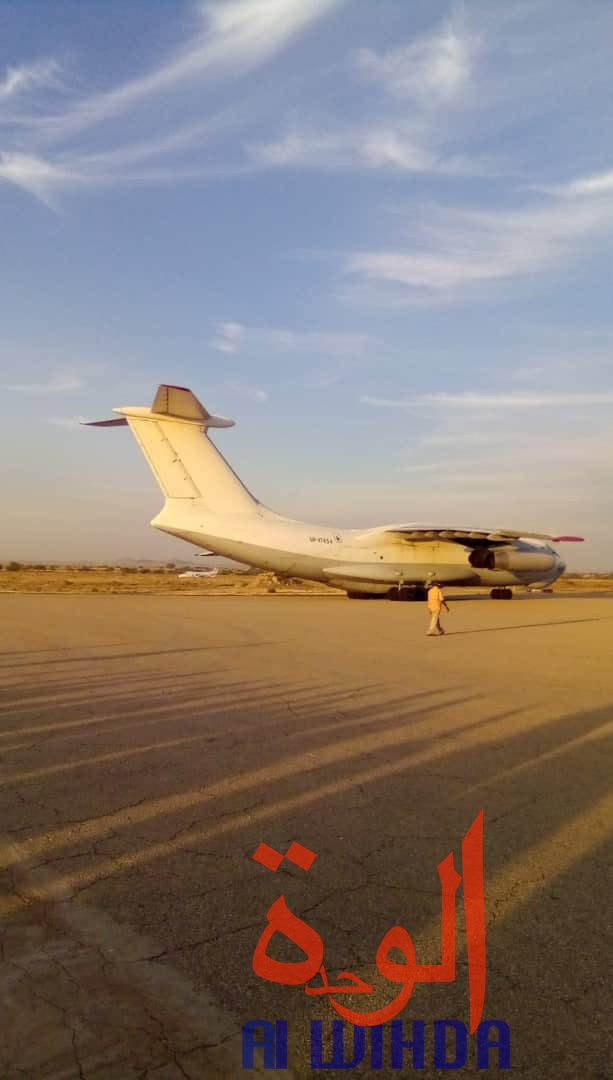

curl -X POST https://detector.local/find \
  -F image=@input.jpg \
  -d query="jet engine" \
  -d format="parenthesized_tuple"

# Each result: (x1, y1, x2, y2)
(468, 547, 556, 573)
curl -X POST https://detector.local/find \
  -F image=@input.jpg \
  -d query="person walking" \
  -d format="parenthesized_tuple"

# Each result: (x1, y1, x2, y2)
(426, 581, 449, 636)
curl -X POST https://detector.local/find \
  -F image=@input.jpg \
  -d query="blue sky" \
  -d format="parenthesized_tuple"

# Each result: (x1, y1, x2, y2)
(1, 0, 612, 567)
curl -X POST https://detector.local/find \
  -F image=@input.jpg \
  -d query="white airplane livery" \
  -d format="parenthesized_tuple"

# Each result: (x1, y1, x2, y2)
(86, 384, 583, 600)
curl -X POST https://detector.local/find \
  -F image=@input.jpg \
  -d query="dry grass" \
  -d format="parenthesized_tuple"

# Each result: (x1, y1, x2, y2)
(0, 567, 610, 596)
(546, 574, 613, 592)
(0, 568, 340, 596)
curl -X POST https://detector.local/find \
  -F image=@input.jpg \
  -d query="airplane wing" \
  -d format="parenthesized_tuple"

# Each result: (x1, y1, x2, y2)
(356, 524, 584, 544)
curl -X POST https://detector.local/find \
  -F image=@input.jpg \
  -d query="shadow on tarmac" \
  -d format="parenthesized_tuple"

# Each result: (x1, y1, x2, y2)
(1, 600, 612, 1079)
(445, 615, 612, 634)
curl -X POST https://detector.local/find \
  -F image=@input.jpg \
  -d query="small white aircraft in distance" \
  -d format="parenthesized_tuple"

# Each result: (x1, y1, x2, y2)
(85, 384, 583, 601)
(177, 567, 219, 579)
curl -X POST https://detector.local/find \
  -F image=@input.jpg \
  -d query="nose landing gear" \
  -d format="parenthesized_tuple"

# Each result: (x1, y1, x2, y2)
(490, 587, 513, 600)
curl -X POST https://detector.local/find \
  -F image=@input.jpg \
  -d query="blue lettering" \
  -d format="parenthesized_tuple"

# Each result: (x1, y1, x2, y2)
(370, 1025, 383, 1069)
(241, 1020, 287, 1069)
(310, 1020, 366, 1068)
(390, 1020, 425, 1069)
(477, 1021, 511, 1069)
(433, 1020, 468, 1069)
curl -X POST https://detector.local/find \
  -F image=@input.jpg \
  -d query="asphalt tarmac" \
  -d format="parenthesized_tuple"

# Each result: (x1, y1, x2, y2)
(1, 593, 612, 1079)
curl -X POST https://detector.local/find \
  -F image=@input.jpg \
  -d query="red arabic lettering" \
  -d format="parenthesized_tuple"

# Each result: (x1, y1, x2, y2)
(251, 809, 486, 1031)
(305, 965, 373, 996)
(252, 895, 323, 985)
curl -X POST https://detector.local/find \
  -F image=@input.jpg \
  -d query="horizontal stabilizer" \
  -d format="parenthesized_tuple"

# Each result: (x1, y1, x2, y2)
(82, 385, 235, 430)
(151, 384, 234, 428)
(82, 417, 128, 427)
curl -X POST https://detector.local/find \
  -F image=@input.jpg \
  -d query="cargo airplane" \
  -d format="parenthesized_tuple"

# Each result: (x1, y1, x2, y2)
(86, 384, 582, 600)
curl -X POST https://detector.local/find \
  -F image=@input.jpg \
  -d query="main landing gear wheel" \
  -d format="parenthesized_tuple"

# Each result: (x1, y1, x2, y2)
(490, 587, 513, 600)
(388, 587, 424, 601)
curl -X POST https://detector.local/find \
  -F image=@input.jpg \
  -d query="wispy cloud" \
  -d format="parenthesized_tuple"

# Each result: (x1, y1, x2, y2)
(542, 167, 613, 199)
(47, 415, 89, 428)
(345, 192, 612, 299)
(3, 0, 612, 213)
(240, 6, 611, 301)
(0, 151, 77, 207)
(249, 126, 438, 173)
(210, 322, 244, 353)
(356, 6, 479, 103)
(361, 390, 613, 410)
(394, 434, 613, 529)
(419, 430, 518, 448)
(248, 5, 490, 178)
(210, 320, 373, 358)
(227, 381, 268, 402)
(0, 3, 494, 203)
(0, 59, 62, 101)
(40, 0, 338, 142)
(0, 0, 340, 204)
(401, 438, 613, 471)
(2, 372, 83, 393)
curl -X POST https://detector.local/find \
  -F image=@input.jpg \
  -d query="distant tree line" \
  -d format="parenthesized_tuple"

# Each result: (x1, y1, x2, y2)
(0, 562, 255, 573)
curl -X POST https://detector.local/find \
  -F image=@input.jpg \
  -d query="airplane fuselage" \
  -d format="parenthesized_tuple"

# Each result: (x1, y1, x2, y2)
(151, 501, 565, 595)
(86, 385, 578, 600)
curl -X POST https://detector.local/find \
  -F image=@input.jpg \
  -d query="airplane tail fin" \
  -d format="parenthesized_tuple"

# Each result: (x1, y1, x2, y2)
(84, 384, 258, 515)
